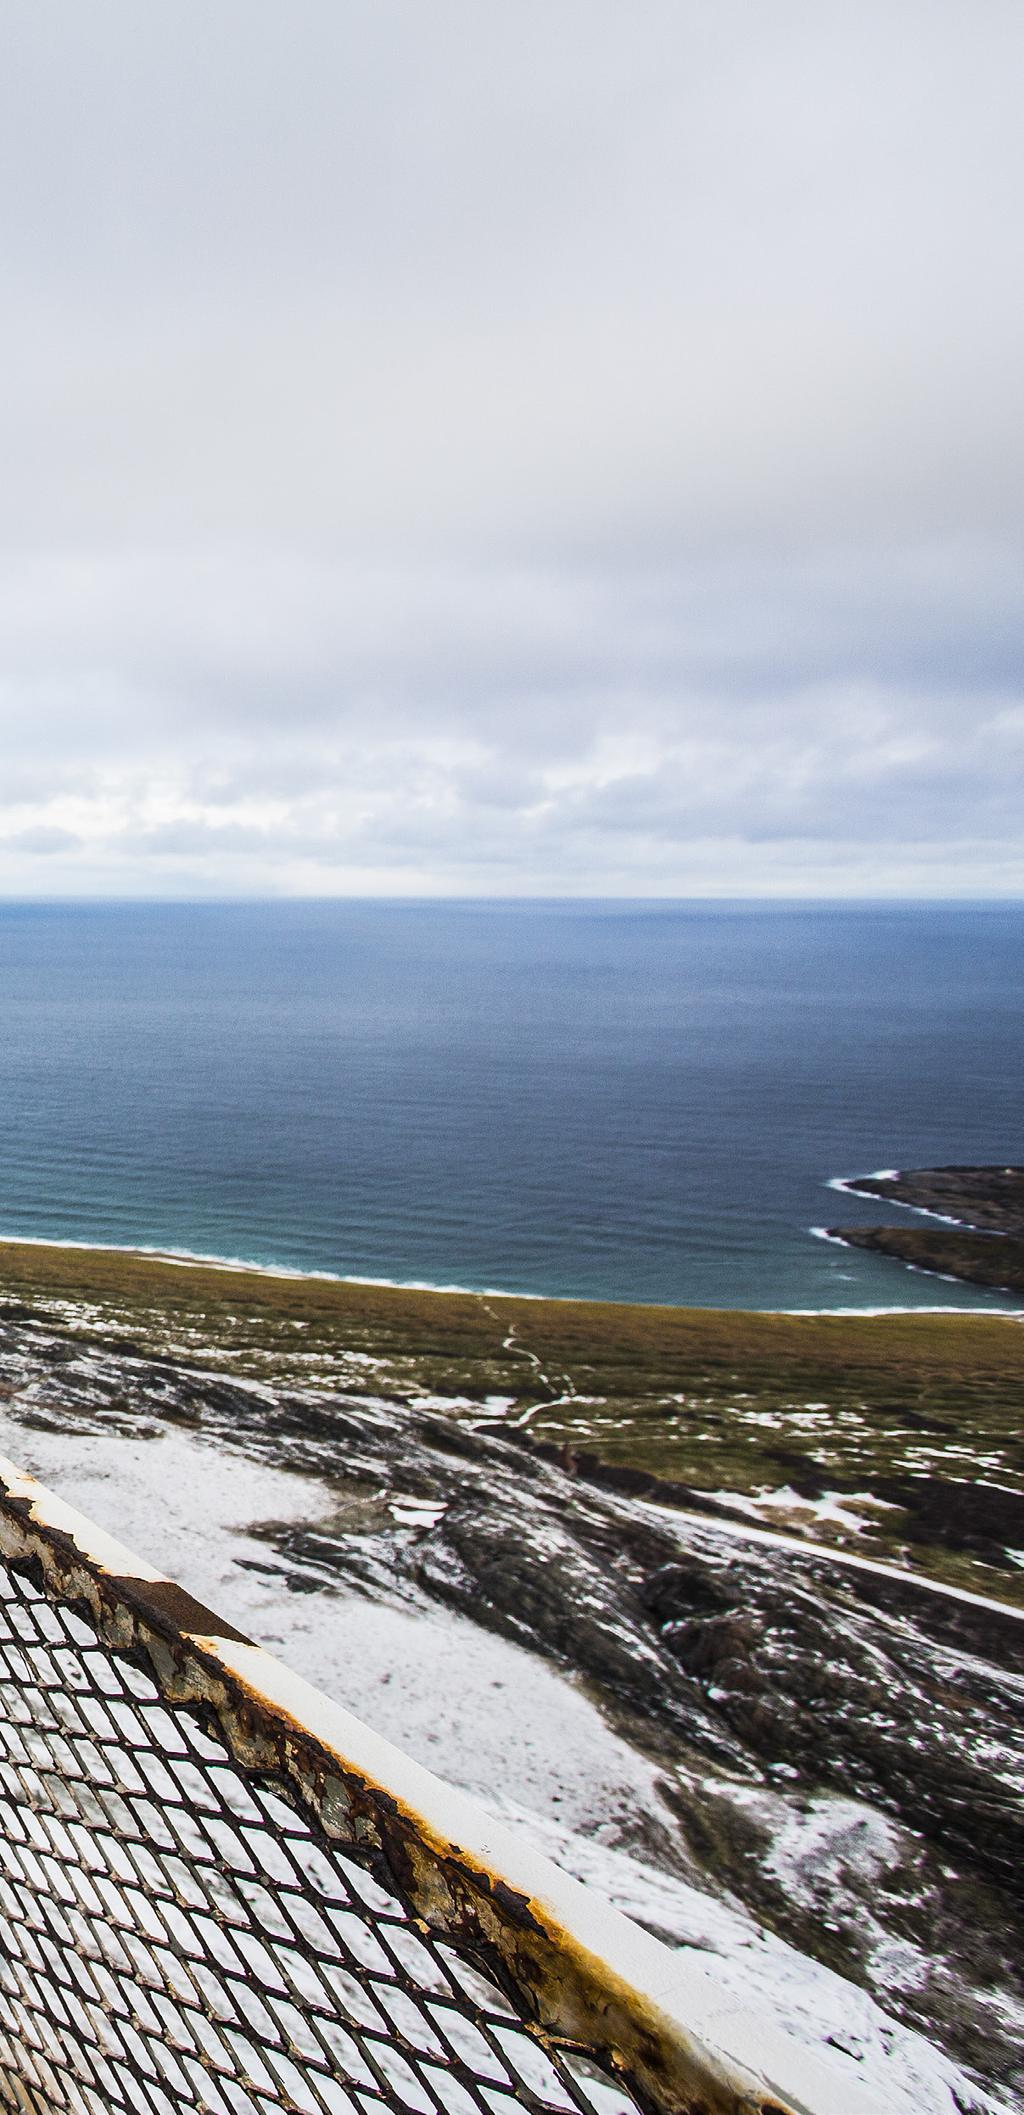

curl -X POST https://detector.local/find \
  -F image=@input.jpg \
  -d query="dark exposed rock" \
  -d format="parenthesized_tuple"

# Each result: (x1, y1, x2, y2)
(868, 1473, 1024, 1567)
(640, 1558, 741, 1621)
(830, 1220, 1024, 1296)
(832, 1160, 1024, 1295)
(844, 1164, 1024, 1234)
(0, 1314, 1022, 2098)
(846, 1562, 1024, 1672)
(519, 1436, 746, 1521)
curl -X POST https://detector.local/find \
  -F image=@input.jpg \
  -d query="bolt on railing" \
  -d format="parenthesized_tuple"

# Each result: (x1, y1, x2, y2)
(0, 1458, 877, 2115)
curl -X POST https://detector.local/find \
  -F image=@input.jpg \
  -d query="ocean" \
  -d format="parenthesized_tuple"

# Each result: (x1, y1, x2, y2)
(0, 898, 1019, 1311)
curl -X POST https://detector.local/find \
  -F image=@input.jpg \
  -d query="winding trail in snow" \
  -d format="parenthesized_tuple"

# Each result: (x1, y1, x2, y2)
(476, 1291, 1024, 1630)
(478, 1297, 581, 1428)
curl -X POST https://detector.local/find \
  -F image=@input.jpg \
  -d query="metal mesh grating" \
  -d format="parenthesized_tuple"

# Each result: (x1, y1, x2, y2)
(0, 1551, 643, 2115)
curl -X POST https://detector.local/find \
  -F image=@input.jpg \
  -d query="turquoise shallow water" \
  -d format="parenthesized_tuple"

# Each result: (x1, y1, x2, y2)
(0, 898, 1020, 1310)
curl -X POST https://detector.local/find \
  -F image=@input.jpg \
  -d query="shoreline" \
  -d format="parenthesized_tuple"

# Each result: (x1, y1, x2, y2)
(0, 1227, 1021, 1610)
(811, 1226, 1024, 1312)
(827, 1165, 1024, 1301)
(828, 1172, 977, 1231)
(0, 1224, 1018, 1321)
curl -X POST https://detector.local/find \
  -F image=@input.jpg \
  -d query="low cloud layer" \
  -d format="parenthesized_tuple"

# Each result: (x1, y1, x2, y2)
(2, 2, 1022, 895)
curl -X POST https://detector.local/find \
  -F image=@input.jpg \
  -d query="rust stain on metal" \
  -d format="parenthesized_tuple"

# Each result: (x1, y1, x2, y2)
(0, 1464, 808, 2115)
(104, 1572, 256, 1647)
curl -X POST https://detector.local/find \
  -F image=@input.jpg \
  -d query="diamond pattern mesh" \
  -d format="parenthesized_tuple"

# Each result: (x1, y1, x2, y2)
(0, 1557, 644, 2115)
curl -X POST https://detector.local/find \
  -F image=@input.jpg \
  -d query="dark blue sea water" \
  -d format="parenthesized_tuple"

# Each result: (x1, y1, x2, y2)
(0, 900, 1020, 1310)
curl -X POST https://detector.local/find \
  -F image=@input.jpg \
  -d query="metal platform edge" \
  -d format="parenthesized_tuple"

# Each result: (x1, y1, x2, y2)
(0, 1456, 885, 2115)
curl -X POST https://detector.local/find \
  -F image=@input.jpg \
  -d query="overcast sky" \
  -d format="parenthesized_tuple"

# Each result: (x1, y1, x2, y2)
(2, 1, 1022, 897)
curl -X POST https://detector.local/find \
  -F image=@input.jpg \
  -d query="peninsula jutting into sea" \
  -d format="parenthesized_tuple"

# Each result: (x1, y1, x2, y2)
(828, 1163, 1024, 1296)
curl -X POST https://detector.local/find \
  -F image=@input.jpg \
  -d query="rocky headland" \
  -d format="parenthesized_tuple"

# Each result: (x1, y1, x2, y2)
(829, 1164, 1024, 1296)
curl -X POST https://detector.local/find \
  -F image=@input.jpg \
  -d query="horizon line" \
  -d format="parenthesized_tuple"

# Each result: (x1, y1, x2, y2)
(0, 891, 1022, 909)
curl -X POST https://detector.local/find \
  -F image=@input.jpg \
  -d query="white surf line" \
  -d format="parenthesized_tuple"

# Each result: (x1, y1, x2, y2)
(0, 1228, 554, 1302)
(812, 1225, 1024, 1311)
(635, 1494, 1024, 1626)
(826, 1171, 900, 1196)
(827, 1170, 1005, 1232)
(5, 1224, 1022, 1322)
(814, 1228, 1024, 1307)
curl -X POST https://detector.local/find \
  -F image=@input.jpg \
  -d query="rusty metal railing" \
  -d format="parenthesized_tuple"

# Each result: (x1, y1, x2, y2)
(0, 1458, 878, 2115)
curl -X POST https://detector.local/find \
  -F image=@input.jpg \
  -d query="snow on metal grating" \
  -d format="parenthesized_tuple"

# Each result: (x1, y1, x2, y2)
(0, 1459, 862, 2115)
(0, 1559, 629, 2115)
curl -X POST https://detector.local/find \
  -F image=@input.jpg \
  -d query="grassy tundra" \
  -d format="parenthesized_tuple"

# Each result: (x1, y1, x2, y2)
(0, 1236, 1021, 1603)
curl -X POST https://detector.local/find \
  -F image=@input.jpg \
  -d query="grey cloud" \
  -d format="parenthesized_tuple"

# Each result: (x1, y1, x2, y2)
(1, 827, 83, 855)
(1, 4, 1022, 559)
(2, 550, 1020, 732)
(0, 2, 1021, 895)
(123, 822, 280, 858)
(453, 763, 547, 813)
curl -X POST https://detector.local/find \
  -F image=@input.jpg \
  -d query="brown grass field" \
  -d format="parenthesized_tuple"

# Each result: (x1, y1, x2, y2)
(0, 1237, 1021, 1603)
